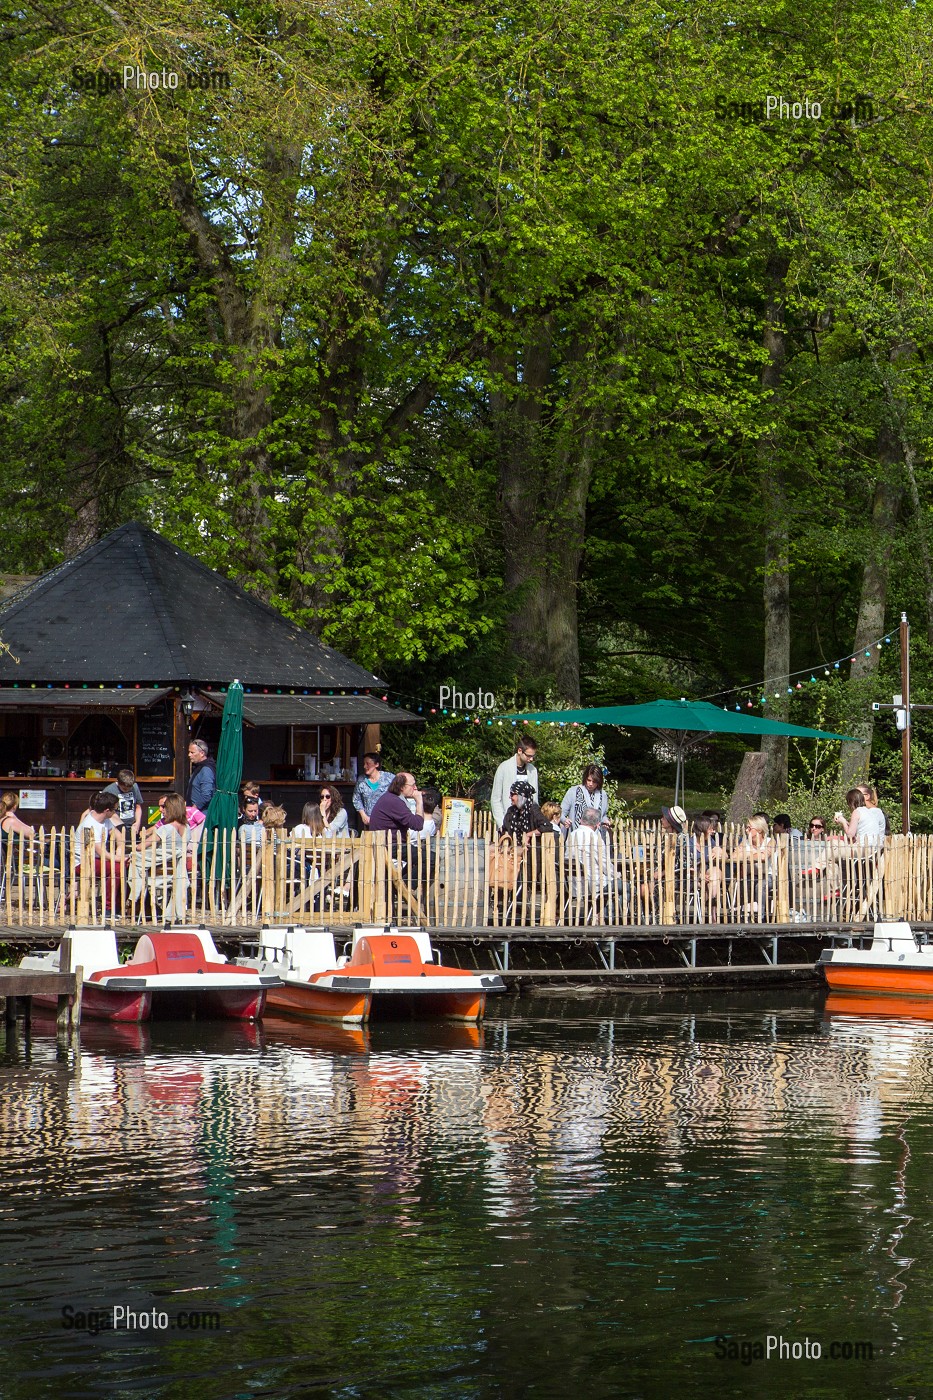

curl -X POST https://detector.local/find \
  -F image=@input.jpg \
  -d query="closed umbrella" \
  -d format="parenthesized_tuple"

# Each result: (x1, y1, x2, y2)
(502, 698, 859, 803)
(203, 680, 244, 842)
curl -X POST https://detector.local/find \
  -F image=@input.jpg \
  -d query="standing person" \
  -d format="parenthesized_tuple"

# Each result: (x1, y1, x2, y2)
(491, 737, 539, 832)
(352, 752, 394, 828)
(186, 739, 216, 815)
(103, 767, 144, 843)
(857, 785, 888, 844)
(318, 785, 350, 837)
(560, 764, 610, 832)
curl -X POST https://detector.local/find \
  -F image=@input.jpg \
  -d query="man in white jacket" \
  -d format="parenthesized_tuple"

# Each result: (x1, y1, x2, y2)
(491, 737, 539, 831)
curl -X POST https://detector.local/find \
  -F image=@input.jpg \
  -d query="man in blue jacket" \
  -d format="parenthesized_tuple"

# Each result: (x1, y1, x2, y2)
(186, 739, 216, 814)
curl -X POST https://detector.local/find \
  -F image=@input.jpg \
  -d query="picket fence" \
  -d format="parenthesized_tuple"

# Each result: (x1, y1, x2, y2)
(0, 822, 923, 930)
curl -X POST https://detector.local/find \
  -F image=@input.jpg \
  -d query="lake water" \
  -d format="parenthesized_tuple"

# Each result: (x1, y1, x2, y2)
(1, 989, 930, 1398)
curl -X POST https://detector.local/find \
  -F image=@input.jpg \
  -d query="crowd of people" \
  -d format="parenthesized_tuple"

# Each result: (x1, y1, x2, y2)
(0, 729, 896, 926)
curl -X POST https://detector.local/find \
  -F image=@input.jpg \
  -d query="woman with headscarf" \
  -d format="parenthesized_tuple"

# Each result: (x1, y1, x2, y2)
(501, 780, 551, 844)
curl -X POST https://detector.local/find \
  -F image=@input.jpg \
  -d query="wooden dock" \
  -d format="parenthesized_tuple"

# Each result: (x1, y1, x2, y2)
(0, 934, 82, 1036)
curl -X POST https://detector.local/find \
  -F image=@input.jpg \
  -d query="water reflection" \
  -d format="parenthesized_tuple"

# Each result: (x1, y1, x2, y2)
(2, 991, 932, 1396)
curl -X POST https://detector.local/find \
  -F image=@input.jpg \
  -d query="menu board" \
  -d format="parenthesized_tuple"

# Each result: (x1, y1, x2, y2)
(136, 703, 175, 776)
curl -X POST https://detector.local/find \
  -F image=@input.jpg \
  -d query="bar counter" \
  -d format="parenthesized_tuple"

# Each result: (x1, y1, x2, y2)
(7, 777, 358, 831)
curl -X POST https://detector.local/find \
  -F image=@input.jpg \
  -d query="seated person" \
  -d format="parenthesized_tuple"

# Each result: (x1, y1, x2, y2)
(293, 802, 325, 838)
(0, 790, 37, 840)
(75, 791, 124, 864)
(692, 814, 722, 920)
(318, 785, 350, 837)
(640, 805, 692, 916)
(238, 797, 264, 843)
(501, 780, 551, 844)
(369, 773, 425, 836)
(131, 792, 189, 919)
(729, 815, 773, 915)
(239, 780, 264, 819)
(566, 809, 618, 899)
(154, 793, 205, 843)
(261, 804, 288, 843)
(540, 800, 563, 834)
(773, 813, 802, 840)
(416, 785, 444, 839)
(75, 791, 125, 911)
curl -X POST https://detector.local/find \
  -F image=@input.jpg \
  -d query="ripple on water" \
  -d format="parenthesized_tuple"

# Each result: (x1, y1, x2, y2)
(0, 1000, 928, 1397)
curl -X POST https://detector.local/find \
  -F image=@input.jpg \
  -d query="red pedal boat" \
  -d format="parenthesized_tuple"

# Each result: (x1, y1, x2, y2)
(19, 926, 278, 1022)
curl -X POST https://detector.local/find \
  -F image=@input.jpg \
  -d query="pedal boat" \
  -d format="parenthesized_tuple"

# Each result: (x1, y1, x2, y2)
(240, 924, 504, 1025)
(819, 921, 933, 999)
(19, 926, 279, 1022)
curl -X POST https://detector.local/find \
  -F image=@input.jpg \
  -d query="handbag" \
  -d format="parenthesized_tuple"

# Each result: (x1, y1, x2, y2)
(489, 835, 523, 889)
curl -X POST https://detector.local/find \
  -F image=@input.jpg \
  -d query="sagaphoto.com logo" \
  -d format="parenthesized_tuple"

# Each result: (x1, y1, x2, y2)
(71, 63, 230, 96)
(714, 93, 874, 123)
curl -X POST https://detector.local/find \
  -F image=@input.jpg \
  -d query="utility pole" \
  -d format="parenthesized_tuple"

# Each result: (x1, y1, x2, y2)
(901, 611, 910, 835)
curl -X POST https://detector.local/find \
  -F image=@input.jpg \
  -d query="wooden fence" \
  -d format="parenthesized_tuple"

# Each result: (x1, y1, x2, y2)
(0, 822, 923, 930)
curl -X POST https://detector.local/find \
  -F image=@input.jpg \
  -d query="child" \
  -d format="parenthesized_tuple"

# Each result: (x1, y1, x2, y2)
(103, 767, 144, 842)
(239, 780, 263, 819)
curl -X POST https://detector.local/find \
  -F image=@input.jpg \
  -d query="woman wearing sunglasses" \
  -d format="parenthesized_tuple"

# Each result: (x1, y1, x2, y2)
(319, 786, 350, 837)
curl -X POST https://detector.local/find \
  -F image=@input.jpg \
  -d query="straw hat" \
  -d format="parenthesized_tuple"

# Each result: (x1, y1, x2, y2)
(662, 804, 688, 832)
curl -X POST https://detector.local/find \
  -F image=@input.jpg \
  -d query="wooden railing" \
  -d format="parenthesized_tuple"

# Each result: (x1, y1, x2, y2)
(0, 823, 920, 930)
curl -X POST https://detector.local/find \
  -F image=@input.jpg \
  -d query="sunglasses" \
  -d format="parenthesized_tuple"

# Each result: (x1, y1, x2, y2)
(809, 823, 824, 831)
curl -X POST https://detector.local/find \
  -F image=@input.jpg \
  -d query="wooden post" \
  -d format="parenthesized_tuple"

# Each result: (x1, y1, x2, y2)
(77, 837, 93, 924)
(774, 835, 789, 922)
(662, 837, 675, 924)
(57, 934, 73, 1033)
(71, 965, 83, 1040)
(359, 835, 375, 923)
(541, 833, 557, 925)
(373, 833, 388, 925)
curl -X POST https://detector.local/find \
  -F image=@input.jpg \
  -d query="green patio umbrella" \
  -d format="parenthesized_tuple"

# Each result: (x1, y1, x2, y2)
(502, 697, 859, 804)
(203, 680, 244, 841)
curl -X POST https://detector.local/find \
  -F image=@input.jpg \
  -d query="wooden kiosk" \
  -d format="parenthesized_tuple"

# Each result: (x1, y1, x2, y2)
(0, 523, 420, 827)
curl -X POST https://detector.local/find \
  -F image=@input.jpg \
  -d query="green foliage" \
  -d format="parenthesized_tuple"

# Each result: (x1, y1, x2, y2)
(2, 0, 933, 787)
(382, 692, 628, 815)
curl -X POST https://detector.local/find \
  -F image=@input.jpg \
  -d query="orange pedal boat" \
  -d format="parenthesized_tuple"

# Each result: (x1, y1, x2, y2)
(240, 924, 504, 1025)
(820, 921, 933, 999)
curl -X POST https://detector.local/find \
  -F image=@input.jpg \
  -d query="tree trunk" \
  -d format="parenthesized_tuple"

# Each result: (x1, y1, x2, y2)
(839, 456, 902, 787)
(758, 253, 791, 804)
(494, 318, 592, 702)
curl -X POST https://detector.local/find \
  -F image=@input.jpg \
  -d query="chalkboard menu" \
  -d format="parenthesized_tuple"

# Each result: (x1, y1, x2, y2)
(136, 702, 175, 776)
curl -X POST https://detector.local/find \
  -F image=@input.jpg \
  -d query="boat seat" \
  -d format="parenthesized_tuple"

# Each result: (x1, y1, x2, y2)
(349, 933, 425, 975)
(127, 933, 211, 975)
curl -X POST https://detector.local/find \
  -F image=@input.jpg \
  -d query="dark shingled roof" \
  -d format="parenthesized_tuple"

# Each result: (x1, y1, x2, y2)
(0, 523, 384, 689)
